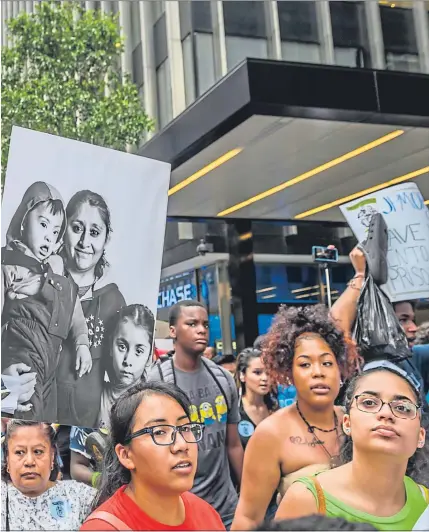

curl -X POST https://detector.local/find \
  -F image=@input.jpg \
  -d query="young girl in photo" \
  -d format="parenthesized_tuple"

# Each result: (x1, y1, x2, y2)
(97, 304, 155, 430)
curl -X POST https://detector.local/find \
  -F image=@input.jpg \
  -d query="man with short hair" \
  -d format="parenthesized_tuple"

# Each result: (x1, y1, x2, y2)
(393, 300, 418, 347)
(147, 300, 244, 529)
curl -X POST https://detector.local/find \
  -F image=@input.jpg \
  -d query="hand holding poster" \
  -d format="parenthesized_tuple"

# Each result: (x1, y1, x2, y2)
(340, 182, 429, 302)
(1, 127, 170, 427)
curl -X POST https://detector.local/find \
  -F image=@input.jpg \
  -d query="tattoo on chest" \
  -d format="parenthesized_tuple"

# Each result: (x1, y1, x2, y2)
(289, 436, 323, 447)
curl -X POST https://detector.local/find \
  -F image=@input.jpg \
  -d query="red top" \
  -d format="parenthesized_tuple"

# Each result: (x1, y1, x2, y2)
(80, 486, 225, 531)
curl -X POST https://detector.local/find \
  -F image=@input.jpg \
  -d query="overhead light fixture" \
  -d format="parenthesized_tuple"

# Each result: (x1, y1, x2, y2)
(168, 148, 242, 196)
(216, 130, 404, 217)
(291, 285, 319, 294)
(257, 286, 276, 294)
(295, 291, 320, 299)
(239, 232, 253, 241)
(295, 166, 429, 219)
(425, 199, 429, 205)
(261, 294, 276, 300)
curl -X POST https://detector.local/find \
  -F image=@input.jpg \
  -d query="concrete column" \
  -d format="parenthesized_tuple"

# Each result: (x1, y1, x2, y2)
(315, 1, 335, 65)
(139, 0, 159, 139)
(85, 1, 96, 10)
(364, 0, 386, 69)
(26, 1, 33, 13)
(165, 0, 186, 118)
(2, 1, 8, 47)
(118, 0, 133, 77)
(264, 1, 282, 60)
(12, 1, 20, 17)
(413, 1, 429, 73)
(100, 1, 111, 14)
(211, 0, 227, 78)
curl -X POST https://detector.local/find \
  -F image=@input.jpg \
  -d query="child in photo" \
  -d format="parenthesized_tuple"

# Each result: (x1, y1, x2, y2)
(1, 181, 92, 421)
(98, 304, 155, 430)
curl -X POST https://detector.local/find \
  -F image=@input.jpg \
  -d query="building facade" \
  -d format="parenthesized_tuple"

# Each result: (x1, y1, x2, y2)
(3, 1, 429, 135)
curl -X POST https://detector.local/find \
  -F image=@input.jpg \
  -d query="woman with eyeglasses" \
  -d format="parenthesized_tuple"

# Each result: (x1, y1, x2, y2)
(80, 380, 225, 531)
(276, 363, 429, 530)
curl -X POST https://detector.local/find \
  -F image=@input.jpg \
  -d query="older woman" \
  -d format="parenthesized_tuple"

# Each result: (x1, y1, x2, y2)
(1, 420, 95, 530)
(56, 190, 125, 427)
(81, 380, 225, 531)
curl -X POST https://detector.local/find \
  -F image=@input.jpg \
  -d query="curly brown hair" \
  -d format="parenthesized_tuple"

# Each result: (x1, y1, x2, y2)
(262, 304, 361, 386)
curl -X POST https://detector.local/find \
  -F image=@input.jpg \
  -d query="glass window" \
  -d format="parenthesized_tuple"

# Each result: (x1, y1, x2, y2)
(223, 1, 267, 38)
(226, 35, 268, 70)
(330, 1, 370, 68)
(195, 32, 216, 96)
(281, 41, 321, 64)
(255, 263, 352, 305)
(156, 59, 173, 130)
(152, 0, 165, 23)
(130, 0, 141, 51)
(380, 5, 419, 72)
(278, 1, 321, 64)
(132, 41, 143, 88)
(223, 1, 268, 71)
(182, 34, 196, 106)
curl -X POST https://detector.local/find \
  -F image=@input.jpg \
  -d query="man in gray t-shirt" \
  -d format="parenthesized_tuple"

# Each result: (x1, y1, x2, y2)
(147, 300, 243, 529)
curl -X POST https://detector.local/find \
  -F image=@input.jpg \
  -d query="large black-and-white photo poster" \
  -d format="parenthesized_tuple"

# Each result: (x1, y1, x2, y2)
(1, 126, 170, 428)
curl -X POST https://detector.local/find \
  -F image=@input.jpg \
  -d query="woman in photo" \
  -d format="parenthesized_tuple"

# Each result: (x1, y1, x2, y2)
(56, 190, 126, 427)
(97, 304, 155, 430)
(276, 363, 429, 530)
(1, 420, 95, 530)
(81, 380, 225, 531)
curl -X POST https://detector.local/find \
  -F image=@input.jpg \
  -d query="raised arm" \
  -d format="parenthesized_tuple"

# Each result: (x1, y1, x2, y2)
(330, 246, 366, 337)
(231, 422, 281, 530)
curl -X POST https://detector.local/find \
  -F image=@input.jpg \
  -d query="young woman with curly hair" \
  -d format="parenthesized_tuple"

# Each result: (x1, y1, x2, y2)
(232, 305, 360, 531)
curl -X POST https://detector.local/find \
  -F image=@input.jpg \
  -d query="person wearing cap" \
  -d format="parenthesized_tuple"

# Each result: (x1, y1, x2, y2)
(276, 363, 428, 530)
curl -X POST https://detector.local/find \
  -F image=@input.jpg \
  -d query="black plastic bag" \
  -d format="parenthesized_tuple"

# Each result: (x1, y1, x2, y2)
(353, 274, 409, 362)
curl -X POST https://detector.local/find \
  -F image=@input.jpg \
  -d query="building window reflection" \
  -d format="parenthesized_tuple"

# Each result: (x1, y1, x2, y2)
(156, 59, 173, 129)
(195, 33, 216, 96)
(278, 1, 321, 64)
(182, 34, 196, 106)
(380, 4, 420, 72)
(330, 1, 370, 68)
(223, 1, 268, 70)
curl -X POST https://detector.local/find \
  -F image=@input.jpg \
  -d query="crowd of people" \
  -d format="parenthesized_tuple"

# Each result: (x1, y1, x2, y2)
(1, 248, 429, 531)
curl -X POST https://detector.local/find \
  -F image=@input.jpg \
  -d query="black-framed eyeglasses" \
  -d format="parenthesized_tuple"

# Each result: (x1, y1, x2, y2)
(125, 423, 204, 446)
(354, 394, 421, 420)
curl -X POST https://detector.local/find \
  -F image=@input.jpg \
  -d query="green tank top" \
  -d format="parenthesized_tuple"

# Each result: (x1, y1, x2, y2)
(296, 475, 428, 531)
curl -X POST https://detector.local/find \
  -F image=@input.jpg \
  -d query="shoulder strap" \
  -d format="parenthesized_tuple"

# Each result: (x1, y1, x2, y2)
(156, 355, 176, 384)
(419, 484, 429, 504)
(311, 476, 326, 515)
(85, 510, 132, 531)
(201, 358, 231, 412)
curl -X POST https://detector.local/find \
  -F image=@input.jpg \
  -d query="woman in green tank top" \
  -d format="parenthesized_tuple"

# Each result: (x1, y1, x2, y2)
(276, 365, 429, 531)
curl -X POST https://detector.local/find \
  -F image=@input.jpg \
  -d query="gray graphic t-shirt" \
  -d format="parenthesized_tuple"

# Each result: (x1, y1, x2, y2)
(147, 361, 240, 523)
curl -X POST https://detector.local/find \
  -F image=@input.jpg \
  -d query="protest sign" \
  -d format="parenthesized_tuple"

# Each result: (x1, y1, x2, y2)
(1, 127, 170, 427)
(340, 182, 429, 302)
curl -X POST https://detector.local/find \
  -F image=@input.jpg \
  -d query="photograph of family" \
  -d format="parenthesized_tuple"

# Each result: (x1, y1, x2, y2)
(1, 127, 170, 428)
